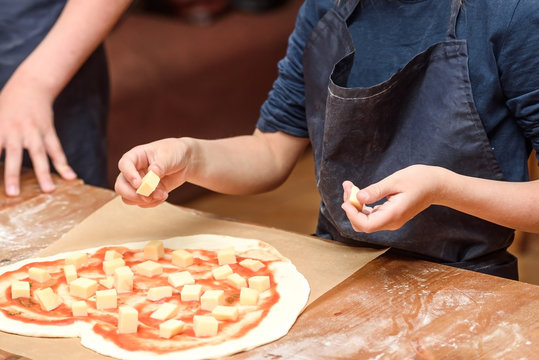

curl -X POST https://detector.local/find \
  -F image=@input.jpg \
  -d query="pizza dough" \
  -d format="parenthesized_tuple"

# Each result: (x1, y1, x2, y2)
(0, 235, 310, 360)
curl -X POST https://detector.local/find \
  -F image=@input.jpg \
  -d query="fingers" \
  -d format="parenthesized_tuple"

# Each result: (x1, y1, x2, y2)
(114, 172, 168, 208)
(44, 130, 77, 181)
(3, 137, 23, 196)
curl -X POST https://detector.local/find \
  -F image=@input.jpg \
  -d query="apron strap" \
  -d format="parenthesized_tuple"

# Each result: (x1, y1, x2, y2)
(335, 0, 360, 21)
(446, 0, 461, 40)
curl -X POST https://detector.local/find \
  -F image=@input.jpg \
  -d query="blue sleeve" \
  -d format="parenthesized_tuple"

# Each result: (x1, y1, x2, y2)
(500, 0, 539, 163)
(256, 0, 332, 138)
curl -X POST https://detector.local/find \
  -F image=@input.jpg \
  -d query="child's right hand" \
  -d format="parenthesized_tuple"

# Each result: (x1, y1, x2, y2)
(114, 138, 191, 208)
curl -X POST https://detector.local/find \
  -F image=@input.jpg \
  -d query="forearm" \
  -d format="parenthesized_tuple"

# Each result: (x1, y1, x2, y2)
(435, 167, 539, 233)
(6, 0, 131, 99)
(183, 130, 309, 195)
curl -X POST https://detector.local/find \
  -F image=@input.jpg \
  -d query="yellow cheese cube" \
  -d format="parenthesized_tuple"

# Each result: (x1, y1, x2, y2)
(181, 284, 202, 302)
(193, 315, 218, 337)
(150, 302, 178, 321)
(96, 289, 118, 310)
(11, 280, 30, 299)
(239, 259, 265, 272)
(212, 305, 239, 321)
(240, 287, 259, 306)
(28, 267, 51, 283)
(200, 290, 224, 311)
(69, 277, 98, 299)
(72, 300, 88, 316)
(34, 287, 62, 311)
(248, 276, 270, 293)
(136, 170, 160, 197)
(63, 264, 77, 284)
(104, 250, 122, 261)
(349, 185, 363, 210)
(114, 266, 134, 293)
(99, 276, 114, 289)
(65, 253, 88, 269)
(102, 258, 126, 276)
(118, 306, 138, 334)
(226, 273, 247, 289)
(159, 319, 185, 339)
(211, 265, 233, 280)
(136, 260, 163, 277)
(171, 249, 194, 268)
(143, 240, 165, 261)
(147, 286, 173, 301)
(217, 247, 236, 265)
(168, 271, 195, 288)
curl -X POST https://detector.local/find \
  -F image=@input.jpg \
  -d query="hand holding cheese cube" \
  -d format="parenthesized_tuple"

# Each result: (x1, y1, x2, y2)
(349, 185, 363, 211)
(136, 170, 160, 196)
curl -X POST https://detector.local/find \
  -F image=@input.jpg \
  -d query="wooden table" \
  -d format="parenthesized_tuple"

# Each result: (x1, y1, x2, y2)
(1, 169, 538, 359)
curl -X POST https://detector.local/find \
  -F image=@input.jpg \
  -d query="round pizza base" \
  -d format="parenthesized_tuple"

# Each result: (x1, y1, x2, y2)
(0, 234, 310, 360)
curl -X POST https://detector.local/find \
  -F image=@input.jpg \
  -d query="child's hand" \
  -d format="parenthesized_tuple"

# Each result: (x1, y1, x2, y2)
(341, 165, 443, 232)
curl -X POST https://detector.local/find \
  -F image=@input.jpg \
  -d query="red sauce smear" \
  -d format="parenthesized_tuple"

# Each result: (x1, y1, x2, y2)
(0, 246, 281, 353)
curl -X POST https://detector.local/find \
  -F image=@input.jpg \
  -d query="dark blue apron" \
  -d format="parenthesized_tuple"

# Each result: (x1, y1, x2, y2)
(0, 0, 109, 187)
(303, 0, 518, 279)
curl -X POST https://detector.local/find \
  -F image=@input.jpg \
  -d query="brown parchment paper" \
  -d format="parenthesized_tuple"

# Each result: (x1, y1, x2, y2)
(0, 196, 386, 360)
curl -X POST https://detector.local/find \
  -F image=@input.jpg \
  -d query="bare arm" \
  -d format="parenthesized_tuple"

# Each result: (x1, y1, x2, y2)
(115, 130, 310, 207)
(0, 0, 132, 196)
(342, 164, 539, 234)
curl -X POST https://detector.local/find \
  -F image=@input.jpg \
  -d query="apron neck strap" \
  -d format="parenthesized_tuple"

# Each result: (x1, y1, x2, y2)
(446, 0, 461, 40)
(335, 0, 361, 21)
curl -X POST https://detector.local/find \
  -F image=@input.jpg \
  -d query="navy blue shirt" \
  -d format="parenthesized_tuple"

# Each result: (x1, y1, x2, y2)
(257, 0, 539, 182)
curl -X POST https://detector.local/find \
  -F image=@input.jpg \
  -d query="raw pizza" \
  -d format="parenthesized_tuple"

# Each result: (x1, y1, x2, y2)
(0, 234, 310, 359)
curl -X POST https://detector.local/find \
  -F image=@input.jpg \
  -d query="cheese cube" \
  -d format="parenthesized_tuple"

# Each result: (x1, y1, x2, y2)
(217, 247, 236, 265)
(136, 260, 163, 277)
(136, 170, 160, 197)
(212, 305, 239, 321)
(69, 277, 98, 299)
(96, 289, 118, 310)
(226, 273, 247, 289)
(200, 290, 224, 311)
(143, 240, 165, 261)
(28, 267, 51, 283)
(147, 286, 173, 301)
(11, 280, 30, 299)
(248, 276, 270, 293)
(193, 315, 218, 337)
(34, 287, 62, 311)
(159, 319, 185, 339)
(65, 253, 88, 269)
(168, 271, 195, 288)
(172, 249, 194, 268)
(114, 266, 134, 293)
(181, 284, 202, 302)
(102, 258, 126, 276)
(118, 306, 138, 334)
(239, 259, 265, 272)
(99, 276, 114, 289)
(63, 264, 77, 283)
(150, 303, 178, 321)
(212, 265, 233, 280)
(349, 185, 363, 210)
(72, 300, 88, 316)
(104, 250, 122, 261)
(240, 287, 259, 305)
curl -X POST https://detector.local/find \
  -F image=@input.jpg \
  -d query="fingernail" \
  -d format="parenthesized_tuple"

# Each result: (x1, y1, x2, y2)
(6, 185, 19, 196)
(42, 181, 56, 193)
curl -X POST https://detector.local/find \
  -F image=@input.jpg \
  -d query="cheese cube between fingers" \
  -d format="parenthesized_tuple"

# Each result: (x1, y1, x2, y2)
(28, 267, 51, 283)
(349, 185, 363, 211)
(144, 240, 165, 261)
(11, 280, 30, 299)
(136, 170, 160, 197)
(34, 287, 62, 311)
(240, 287, 259, 305)
(118, 306, 138, 334)
(159, 319, 185, 339)
(193, 315, 218, 337)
